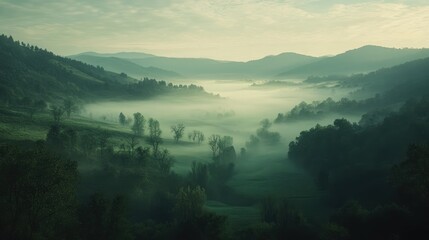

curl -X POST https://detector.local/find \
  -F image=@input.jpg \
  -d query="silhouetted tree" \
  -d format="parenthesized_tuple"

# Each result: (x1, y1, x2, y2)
(126, 134, 139, 158)
(188, 130, 205, 144)
(148, 118, 162, 155)
(174, 186, 226, 240)
(119, 112, 126, 126)
(63, 99, 77, 118)
(189, 161, 209, 188)
(171, 123, 185, 143)
(51, 106, 64, 123)
(155, 148, 174, 174)
(208, 135, 221, 158)
(131, 112, 145, 136)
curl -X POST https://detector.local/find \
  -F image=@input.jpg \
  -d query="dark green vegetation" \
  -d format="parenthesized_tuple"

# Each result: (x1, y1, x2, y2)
(0, 34, 210, 107)
(2, 34, 429, 239)
(276, 57, 429, 122)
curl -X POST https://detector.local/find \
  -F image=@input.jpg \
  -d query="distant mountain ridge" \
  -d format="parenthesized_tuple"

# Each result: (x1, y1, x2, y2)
(276, 45, 429, 78)
(72, 45, 429, 80)
(69, 54, 182, 80)
(71, 51, 318, 79)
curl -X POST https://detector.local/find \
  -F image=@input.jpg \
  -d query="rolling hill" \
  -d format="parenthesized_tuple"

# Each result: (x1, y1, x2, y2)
(73, 51, 318, 79)
(0, 34, 208, 106)
(277, 45, 429, 78)
(69, 54, 182, 80)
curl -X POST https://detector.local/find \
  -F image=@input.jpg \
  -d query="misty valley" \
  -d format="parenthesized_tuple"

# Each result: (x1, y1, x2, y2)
(1, 33, 429, 240)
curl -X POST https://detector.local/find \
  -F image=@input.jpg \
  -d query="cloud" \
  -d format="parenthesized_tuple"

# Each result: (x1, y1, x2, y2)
(0, 0, 428, 60)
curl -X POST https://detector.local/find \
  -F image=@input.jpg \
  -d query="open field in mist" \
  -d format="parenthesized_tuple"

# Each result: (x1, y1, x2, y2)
(82, 79, 361, 224)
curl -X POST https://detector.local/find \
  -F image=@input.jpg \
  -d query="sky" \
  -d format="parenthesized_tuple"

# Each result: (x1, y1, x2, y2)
(1, 0, 428, 61)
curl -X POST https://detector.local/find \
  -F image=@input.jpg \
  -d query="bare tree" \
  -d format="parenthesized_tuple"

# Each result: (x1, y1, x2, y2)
(208, 134, 221, 158)
(188, 130, 205, 144)
(171, 123, 186, 143)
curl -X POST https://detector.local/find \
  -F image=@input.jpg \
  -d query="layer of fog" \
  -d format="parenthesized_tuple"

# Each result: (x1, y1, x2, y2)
(85, 79, 358, 166)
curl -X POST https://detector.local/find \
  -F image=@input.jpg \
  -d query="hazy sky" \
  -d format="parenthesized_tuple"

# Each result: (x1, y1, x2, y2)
(1, 0, 428, 61)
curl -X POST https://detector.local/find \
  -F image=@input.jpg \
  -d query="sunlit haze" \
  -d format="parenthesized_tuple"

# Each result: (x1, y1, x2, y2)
(1, 0, 428, 60)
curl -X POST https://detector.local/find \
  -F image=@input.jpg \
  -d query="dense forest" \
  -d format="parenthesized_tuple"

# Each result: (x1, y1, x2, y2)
(1, 33, 429, 240)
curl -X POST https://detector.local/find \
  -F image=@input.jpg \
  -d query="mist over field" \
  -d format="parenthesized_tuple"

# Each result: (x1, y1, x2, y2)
(2, 1, 429, 239)
(84, 80, 357, 172)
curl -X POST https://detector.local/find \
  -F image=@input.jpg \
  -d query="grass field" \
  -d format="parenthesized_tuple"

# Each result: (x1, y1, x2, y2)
(0, 106, 328, 227)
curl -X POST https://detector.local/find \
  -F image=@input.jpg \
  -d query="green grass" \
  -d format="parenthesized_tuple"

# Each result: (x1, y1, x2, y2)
(0, 106, 329, 226)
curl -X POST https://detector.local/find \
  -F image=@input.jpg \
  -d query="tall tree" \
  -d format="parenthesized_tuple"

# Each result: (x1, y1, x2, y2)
(118, 112, 126, 126)
(208, 135, 221, 158)
(148, 118, 162, 154)
(131, 112, 145, 136)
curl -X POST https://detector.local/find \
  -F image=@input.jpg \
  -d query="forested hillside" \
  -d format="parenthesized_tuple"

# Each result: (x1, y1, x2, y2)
(0, 34, 207, 107)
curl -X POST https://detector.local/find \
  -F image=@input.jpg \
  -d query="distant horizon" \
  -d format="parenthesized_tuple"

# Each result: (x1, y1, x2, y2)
(50, 44, 429, 62)
(1, 0, 428, 61)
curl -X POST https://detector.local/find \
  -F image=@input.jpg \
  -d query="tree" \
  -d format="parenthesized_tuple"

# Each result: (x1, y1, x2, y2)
(63, 99, 77, 118)
(0, 145, 78, 239)
(131, 112, 145, 136)
(26, 99, 47, 119)
(189, 161, 209, 189)
(256, 119, 280, 144)
(119, 112, 126, 126)
(51, 106, 64, 123)
(80, 132, 97, 156)
(79, 194, 132, 240)
(208, 135, 221, 158)
(175, 186, 206, 222)
(155, 149, 174, 174)
(218, 136, 233, 154)
(174, 186, 226, 240)
(188, 130, 205, 144)
(171, 123, 186, 143)
(148, 118, 162, 155)
(391, 144, 429, 211)
(126, 134, 139, 157)
(98, 130, 110, 158)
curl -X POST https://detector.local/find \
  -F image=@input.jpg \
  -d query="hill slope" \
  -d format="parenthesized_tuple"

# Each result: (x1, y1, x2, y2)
(73, 52, 318, 79)
(277, 45, 429, 78)
(0, 34, 208, 106)
(69, 54, 182, 80)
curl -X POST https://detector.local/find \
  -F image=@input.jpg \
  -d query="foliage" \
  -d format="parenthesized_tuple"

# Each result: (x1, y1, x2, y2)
(131, 112, 145, 136)
(246, 119, 280, 149)
(0, 145, 78, 240)
(288, 99, 429, 205)
(174, 186, 227, 240)
(0, 34, 211, 106)
(119, 112, 126, 126)
(148, 118, 162, 154)
(275, 97, 382, 123)
(391, 144, 429, 211)
(79, 194, 133, 240)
